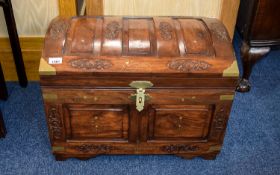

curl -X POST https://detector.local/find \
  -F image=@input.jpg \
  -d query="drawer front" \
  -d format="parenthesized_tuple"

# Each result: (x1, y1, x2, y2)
(148, 105, 213, 141)
(63, 104, 129, 140)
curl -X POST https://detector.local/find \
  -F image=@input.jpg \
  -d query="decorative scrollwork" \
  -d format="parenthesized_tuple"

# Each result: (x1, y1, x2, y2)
(159, 22, 173, 40)
(73, 144, 114, 153)
(50, 20, 69, 39)
(168, 59, 211, 72)
(214, 107, 227, 130)
(105, 21, 121, 39)
(48, 107, 63, 140)
(161, 144, 199, 153)
(69, 59, 113, 70)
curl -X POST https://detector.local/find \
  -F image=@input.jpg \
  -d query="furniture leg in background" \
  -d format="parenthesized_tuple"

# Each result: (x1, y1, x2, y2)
(236, 42, 270, 92)
(0, 0, 28, 87)
(0, 63, 7, 138)
(0, 108, 6, 138)
(236, 0, 280, 92)
(0, 63, 8, 100)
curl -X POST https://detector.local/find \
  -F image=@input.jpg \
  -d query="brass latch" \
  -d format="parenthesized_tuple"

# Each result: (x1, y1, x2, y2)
(129, 81, 153, 112)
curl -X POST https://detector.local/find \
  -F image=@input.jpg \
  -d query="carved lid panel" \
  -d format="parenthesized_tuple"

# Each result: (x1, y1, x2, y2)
(127, 19, 152, 56)
(43, 16, 233, 58)
(67, 18, 96, 54)
(41, 16, 238, 78)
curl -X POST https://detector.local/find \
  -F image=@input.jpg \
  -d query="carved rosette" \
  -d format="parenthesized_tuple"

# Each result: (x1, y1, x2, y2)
(161, 144, 199, 153)
(159, 22, 173, 40)
(168, 59, 211, 72)
(50, 20, 69, 39)
(69, 59, 113, 70)
(105, 21, 121, 39)
(73, 144, 114, 153)
(48, 107, 63, 140)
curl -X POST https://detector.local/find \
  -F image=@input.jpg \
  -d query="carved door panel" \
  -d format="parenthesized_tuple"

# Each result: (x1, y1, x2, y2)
(146, 104, 214, 142)
(63, 104, 130, 141)
(140, 102, 233, 144)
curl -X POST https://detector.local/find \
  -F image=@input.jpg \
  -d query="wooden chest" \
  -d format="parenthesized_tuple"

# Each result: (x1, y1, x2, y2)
(39, 16, 239, 161)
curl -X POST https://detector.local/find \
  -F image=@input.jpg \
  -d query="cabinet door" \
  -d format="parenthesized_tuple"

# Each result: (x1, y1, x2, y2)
(147, 105, 213, 141)
(63, 104, 130, 141)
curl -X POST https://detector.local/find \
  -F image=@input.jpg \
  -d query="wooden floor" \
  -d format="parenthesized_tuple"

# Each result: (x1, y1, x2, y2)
(0, 37, 43, 81)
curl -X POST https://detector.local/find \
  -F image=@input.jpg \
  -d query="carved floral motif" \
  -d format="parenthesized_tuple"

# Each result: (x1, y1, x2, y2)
(168, 59, 211, 72)
(50, 20, 69, 39)
(69, 59, 113, 70)
(159, 22, 173, 40)
(48, 107, 63, 140)
(161, 144, 199, 153)
(73, 144, 114, 153)
(105, 21, 121, 39)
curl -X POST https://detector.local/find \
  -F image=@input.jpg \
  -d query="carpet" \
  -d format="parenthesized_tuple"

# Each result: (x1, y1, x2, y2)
(0, 34, 279, 175)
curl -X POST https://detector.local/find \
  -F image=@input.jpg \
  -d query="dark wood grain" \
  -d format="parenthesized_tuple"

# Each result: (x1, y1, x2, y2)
(40, 16, 238, 160)
(236, 42, 270, 92)
(149, 105, 212, 140)
(236, 0, 280, 92)
(65, 104, 129, 140)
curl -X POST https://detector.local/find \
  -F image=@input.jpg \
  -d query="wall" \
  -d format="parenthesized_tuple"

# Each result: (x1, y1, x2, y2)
(0, 0, 59, 81)
(0, 0, 59, 36)
(103, 0, 222, 18)
(88, 0, 240, 39)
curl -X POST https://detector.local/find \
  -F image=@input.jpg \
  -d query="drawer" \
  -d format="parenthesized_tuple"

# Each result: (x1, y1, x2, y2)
(147, 105, 213, 141)
(63, 104, 129, 140)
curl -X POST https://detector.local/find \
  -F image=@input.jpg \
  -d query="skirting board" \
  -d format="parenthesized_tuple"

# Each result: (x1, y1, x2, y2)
(0, 37, 43, 81)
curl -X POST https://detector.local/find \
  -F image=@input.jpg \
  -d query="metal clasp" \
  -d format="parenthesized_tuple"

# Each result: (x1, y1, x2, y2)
(129, 81, 153, 112)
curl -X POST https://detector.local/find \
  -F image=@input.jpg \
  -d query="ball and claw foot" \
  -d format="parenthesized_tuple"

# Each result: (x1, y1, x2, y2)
(236, 79, 251, 92)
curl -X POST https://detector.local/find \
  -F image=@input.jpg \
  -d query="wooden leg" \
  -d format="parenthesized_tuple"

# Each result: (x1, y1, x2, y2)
(236, 42, 270, 92)
(176, 154, 196, 160)
(0, 109, 7, 138)
(200, 153, 218, 160)
(77, 157, 92, 161)
(55, 155, 68, 161)
(177, 152, 219, 160)
(2, 0, 28, 87)
(54, 154, 97, 161)
(0, 63, 8, 101)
